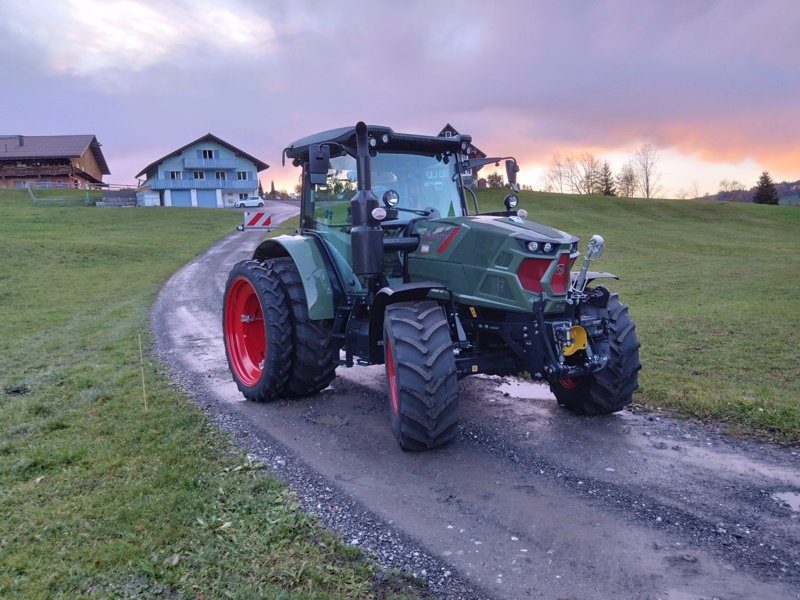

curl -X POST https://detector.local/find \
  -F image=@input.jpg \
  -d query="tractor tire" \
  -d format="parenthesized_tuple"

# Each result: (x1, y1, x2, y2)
(550, 291, 641, 415)
(383, 301, 459, 450)
(271, 257, 337, 396)
(223, 260, 292, 401)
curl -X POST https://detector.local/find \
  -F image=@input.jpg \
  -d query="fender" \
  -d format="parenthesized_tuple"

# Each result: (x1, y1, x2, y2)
(252, 235, 335, 320)
(571, 271, 619, 286)
(368, 281, 447, 363)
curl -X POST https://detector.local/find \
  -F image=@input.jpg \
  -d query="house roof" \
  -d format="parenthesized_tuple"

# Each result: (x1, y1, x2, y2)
(0, 134, 111, 174)
(135, 133, 269, 178)
(437, 124, 485, 158)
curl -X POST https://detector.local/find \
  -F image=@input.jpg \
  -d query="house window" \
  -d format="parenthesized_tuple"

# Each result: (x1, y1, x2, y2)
(215, 171, 226, 180)
(237, 171, 248, 181)
(239, 193, 248, 200)
(194, 171, 205, 180)
(202, 149, 214, 159)
(170, 171, 182, 180)
(444, 130, 452, 138)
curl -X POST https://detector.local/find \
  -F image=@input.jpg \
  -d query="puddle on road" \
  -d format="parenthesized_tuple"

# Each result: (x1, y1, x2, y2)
(773, 491, 800, 512)
(498, 380, 555, 401)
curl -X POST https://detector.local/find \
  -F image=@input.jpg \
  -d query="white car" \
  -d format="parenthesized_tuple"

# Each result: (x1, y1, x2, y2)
(234, 197, 264, 208)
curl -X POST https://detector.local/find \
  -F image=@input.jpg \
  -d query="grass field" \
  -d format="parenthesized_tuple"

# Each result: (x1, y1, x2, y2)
(475, 188, 800, 441)
(0, 190, 422, 599)
(1, 186, 797, 597)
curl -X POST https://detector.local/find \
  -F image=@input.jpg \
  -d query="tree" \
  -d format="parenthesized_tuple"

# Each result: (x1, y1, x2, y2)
(294, 175, 303, 197)
(543, 152, 567, 193)
(258, 180, 265, 198)
(270, 180, 276, 196)
(616, 160, 638, 197)
(752, 171, 779, 205)
(718, 179, 747, 202)
(486, 172, 504, 188)
(632, 144, 662, 198)
(600, 161, 616, 196)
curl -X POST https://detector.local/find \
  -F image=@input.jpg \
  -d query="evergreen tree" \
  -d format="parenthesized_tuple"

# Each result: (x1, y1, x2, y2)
(258, 180, 264, 198)
(270, 180, 276, 196)
(600, 161, 617, 196)
(752, 171, 779, 205)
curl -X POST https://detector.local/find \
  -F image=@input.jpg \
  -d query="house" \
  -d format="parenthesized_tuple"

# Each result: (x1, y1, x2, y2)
(436, 124, 487, 181)
(135, 133, 268, 208)
(0, 134, 110, 189)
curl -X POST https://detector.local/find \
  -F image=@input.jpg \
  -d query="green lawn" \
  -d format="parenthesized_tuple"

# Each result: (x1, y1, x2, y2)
(476, 189, 800, 441)
(0, 190, 422, 599)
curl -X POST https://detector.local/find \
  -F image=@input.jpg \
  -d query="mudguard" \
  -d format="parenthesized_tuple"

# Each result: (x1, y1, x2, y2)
(571, 271, 618, 285)
(252, 235, 335, 320)
(368, 281, 448, 363)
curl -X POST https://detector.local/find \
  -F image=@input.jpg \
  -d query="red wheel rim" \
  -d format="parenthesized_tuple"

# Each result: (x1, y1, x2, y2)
(224, 276, 265, 387)
(559, 377, 579, 389)
(386, 340, 400, 417)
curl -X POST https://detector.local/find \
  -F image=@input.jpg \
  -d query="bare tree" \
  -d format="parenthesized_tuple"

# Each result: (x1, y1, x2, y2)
(616, 160, 638, 197)
(632, 144, 662, 198)
(543, 152, 568, 193)
(718, 179, 747, 202)
(552, 152, 599, 195)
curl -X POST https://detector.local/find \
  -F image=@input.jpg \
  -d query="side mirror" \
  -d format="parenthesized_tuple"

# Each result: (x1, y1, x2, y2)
(308, 144, 330, 185)
(504, 194, 518, 211)
(587, 234, 605, 259)
(505, 159, 520, 193)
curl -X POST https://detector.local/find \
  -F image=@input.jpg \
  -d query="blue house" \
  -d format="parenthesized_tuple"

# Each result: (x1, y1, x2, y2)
(135, 133, 269, 207)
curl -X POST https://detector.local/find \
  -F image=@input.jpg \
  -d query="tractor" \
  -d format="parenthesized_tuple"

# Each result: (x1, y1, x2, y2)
(222, 122, 640, 450)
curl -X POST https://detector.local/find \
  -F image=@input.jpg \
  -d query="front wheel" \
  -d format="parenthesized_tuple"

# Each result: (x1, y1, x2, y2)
(383, 301, 459, 450)
(549, 291, 641, 415)
(222, 260, 292, 401)
(270, 257, 337, 396)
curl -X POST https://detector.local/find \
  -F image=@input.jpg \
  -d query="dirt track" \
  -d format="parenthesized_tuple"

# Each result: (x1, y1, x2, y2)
(152, 201, 800, 600)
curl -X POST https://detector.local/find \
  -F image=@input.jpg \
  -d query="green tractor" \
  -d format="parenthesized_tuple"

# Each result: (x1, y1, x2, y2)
(223, 122, 640, 450)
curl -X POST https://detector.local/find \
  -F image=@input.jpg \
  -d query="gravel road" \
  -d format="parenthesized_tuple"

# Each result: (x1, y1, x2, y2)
(152, 201, 800, 600)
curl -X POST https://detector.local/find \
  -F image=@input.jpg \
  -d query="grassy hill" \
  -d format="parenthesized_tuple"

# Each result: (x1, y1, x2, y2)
(1, 188, 797, 597)
(476, 188, 800, 439)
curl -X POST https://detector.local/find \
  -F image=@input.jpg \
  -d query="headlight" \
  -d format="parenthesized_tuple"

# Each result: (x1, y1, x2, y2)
(543, 243, 553, 253)
(527, 241, 539, 252)
(504, 194, 518, 210)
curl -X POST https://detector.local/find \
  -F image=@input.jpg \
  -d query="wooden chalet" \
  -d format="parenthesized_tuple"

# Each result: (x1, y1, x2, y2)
(0, 134, 110, 189)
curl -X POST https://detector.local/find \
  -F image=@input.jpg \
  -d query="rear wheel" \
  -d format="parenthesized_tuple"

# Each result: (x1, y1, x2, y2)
(550, 291, 641, 415)
(223, 260, 291, 400)
(383, 301, 459, 450)
(270, 257, 337, 396)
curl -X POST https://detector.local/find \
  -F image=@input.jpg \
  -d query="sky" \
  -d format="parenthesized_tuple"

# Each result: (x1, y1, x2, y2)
(2, 0, 798, 198)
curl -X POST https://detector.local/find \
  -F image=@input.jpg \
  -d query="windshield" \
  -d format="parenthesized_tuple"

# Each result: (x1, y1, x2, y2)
(310, 151, 464, 225)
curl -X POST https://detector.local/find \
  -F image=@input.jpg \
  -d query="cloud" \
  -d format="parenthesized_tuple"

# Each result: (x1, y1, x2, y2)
(1, 0, 797, 193)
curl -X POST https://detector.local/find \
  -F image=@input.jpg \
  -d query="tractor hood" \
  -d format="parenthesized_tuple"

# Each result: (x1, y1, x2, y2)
(406, 214, 580, 313)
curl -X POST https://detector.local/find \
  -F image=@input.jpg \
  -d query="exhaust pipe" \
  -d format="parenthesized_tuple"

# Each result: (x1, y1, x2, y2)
(350, 122, 383, 278)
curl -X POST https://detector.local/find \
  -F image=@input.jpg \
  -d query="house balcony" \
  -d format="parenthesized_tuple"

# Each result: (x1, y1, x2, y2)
(146, 178, 256, 190)
(182, 158, 239, 170)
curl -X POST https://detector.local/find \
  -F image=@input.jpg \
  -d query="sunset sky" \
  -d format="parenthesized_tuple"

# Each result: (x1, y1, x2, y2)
(2, 0, 798, 197)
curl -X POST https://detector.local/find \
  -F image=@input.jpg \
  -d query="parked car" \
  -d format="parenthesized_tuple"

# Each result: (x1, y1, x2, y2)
(234, 197, 264, 208)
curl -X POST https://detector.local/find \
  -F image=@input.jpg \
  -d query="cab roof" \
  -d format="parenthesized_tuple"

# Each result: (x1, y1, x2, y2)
(283, 124, 472, 163)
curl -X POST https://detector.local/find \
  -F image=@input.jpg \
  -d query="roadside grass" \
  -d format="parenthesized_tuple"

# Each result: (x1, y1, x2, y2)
(0, 193, 423, 599)
(476, 189, 800, 442)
